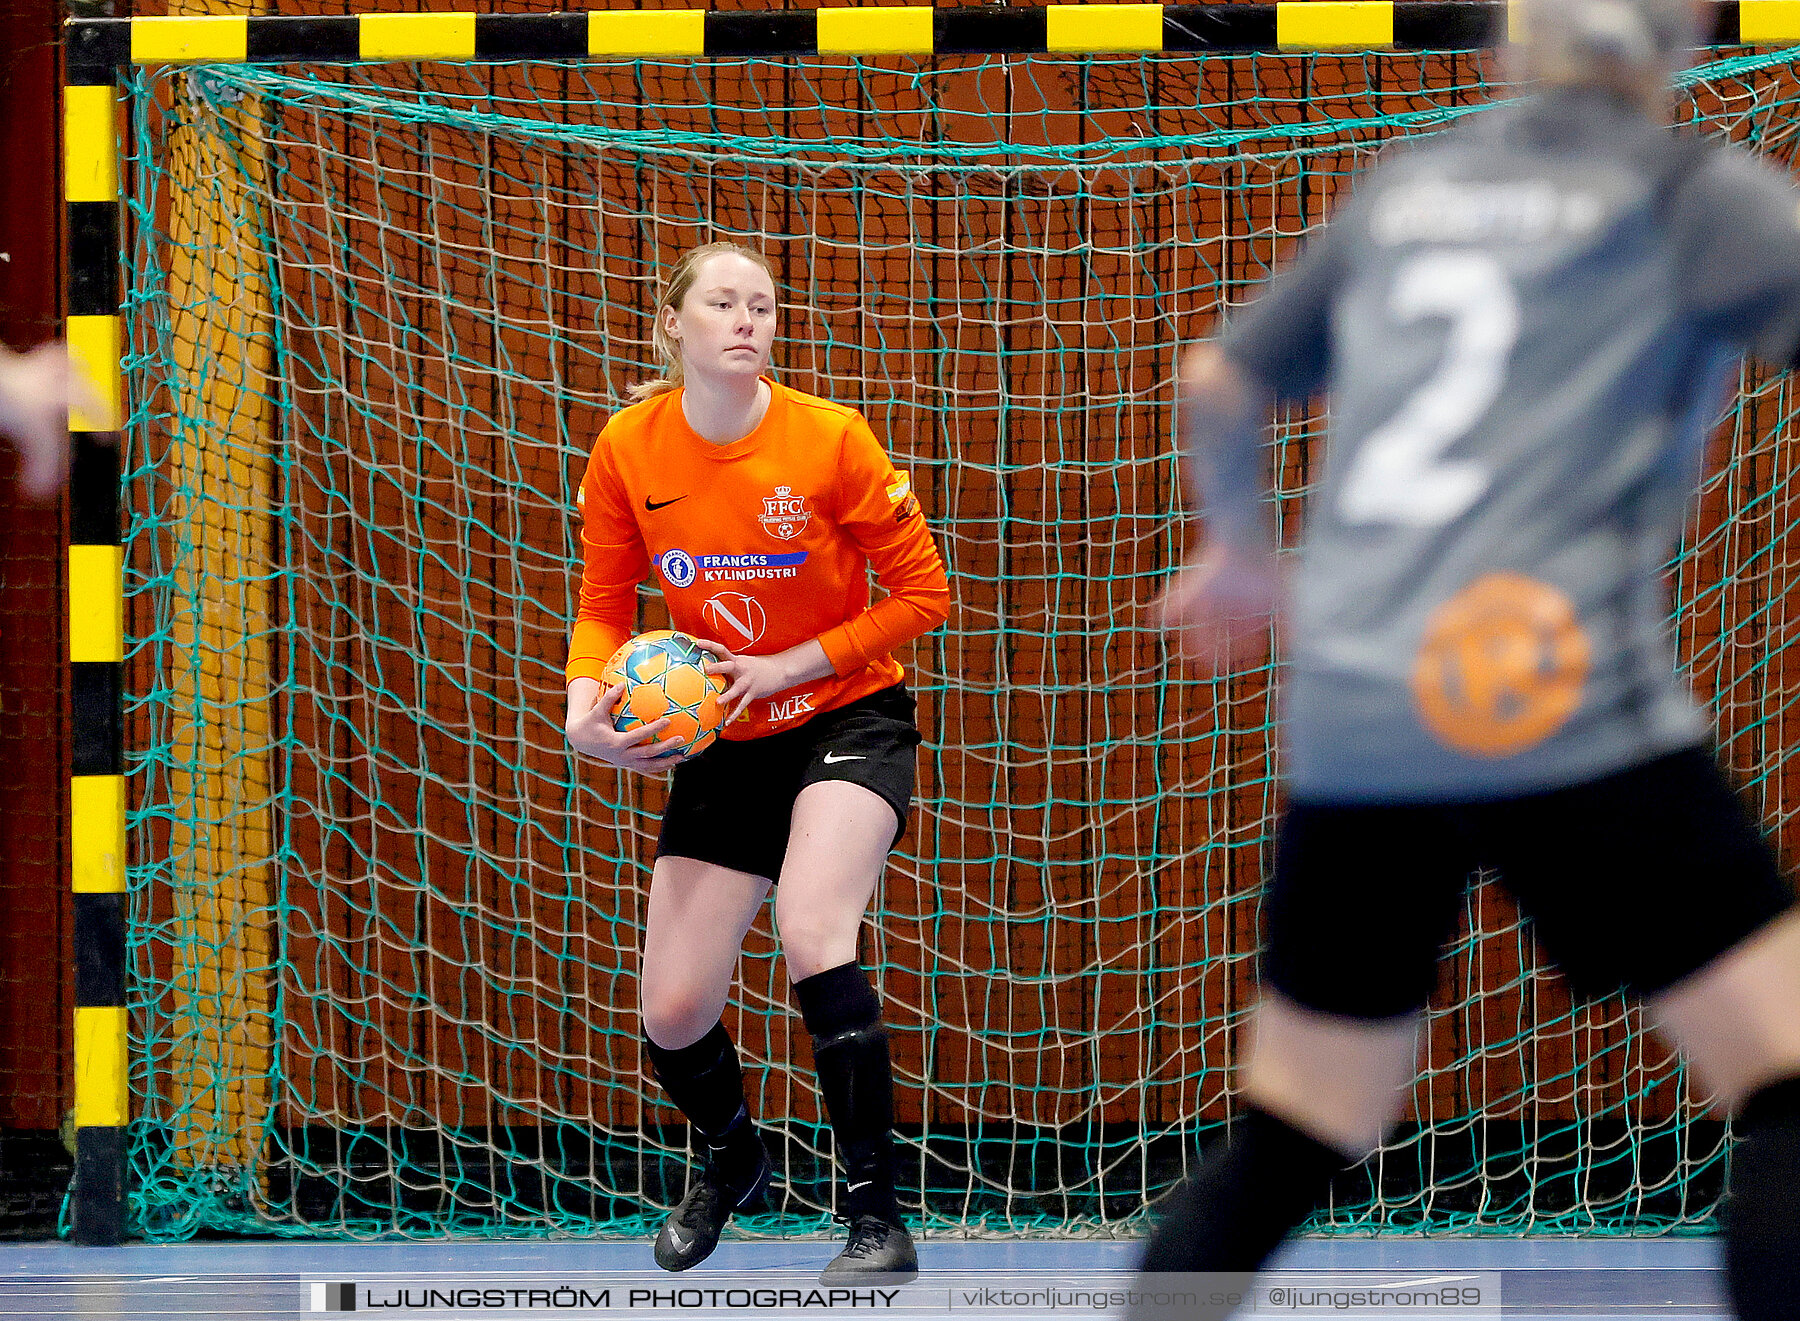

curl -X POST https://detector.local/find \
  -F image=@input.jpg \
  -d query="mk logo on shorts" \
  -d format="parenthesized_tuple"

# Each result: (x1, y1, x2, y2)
(767, 692, 816, 723)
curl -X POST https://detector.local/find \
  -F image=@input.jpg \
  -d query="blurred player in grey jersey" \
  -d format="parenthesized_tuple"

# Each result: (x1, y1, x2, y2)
(1137, 1, 1800, 1316)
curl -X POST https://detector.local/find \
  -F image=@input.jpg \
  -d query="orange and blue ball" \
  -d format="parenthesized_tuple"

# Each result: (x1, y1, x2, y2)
(599, 629, 729, 757)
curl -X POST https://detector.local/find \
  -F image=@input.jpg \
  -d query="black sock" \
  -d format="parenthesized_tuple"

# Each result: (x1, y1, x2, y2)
(795, 962, 900, 1223)
(1139, 1106, 1349, 1275)
(645, 1022, 766, 1199)
(1724, 1074, 1800, 1321)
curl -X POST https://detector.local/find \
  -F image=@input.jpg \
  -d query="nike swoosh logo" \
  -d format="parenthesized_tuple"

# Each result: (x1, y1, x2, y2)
(667, 1226, 690, 1250)
(822, 753, 865, 764)
(645, 495, 688, 511)
(848, 1180, 871, 1192)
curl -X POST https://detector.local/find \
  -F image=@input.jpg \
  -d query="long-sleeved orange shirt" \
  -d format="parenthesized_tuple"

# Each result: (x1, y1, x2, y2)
(567, 380, 951, 740)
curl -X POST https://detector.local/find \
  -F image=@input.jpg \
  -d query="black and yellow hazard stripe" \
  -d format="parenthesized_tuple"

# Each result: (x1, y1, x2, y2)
(64, 58, 128, 1248)
(58, 1, 1796, 65)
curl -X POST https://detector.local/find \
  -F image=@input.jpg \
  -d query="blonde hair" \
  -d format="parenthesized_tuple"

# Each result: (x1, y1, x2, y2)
(629, 242, 778, 403)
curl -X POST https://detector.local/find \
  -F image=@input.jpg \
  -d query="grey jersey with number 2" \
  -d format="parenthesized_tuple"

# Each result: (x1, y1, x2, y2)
(1222, 88, 1800, 803)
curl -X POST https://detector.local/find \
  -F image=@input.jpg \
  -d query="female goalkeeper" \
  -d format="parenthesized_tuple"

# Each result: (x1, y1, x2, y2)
(563, 242, 950, 1282)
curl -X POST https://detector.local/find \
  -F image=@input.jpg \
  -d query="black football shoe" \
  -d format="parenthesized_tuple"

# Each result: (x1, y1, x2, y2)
(653, 1144, 772, 1272)
(819, 1213, 918, 1283)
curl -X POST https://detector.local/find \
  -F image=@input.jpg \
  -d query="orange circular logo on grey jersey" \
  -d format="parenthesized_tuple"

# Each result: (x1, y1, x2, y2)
(1411, 572, 1591, 758)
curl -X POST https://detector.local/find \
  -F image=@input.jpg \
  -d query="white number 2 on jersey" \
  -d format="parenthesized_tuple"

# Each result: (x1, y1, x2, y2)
(1337, 252, 1520, 527)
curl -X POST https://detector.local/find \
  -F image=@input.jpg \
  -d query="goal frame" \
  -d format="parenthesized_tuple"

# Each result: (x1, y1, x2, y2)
(57, 0, 1780, 1245)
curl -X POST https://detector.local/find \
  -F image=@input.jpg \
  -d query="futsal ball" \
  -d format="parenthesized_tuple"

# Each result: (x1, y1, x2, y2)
(599, 629, 728, 757)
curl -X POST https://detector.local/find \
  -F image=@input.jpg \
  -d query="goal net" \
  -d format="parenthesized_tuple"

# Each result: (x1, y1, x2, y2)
(118, 40, 1800, 1238)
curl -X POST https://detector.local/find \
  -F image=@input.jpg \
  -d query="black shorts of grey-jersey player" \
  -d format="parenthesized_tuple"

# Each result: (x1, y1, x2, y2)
(1136, 2, 1800, 1318)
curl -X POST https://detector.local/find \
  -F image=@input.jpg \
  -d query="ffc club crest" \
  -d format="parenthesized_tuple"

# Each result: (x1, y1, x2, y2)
(759, 486, 812, 541)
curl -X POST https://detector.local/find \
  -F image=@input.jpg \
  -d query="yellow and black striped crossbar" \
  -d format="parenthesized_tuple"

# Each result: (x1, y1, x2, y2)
(61, 1, 1795, 68)
(64, 56, 127, 1247)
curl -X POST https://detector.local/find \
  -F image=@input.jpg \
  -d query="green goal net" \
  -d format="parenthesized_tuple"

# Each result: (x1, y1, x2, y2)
(117, 41, 1800, 1239)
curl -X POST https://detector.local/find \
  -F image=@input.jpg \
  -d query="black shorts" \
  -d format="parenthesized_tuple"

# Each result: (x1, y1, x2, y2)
(1267, 747, 1797, 1019)
(655, 684, 921, 882)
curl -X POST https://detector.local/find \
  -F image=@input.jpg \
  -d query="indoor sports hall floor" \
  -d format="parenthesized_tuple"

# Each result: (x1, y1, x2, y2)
(0, 1235, 1734, 1319)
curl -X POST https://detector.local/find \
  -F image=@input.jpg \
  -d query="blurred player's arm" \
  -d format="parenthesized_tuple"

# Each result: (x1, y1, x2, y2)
(1158, 216, 1347, 669)
(1180, 345, 1278, 560)
(1156, 348, 1281, 671)
(0, 341, 103, 501)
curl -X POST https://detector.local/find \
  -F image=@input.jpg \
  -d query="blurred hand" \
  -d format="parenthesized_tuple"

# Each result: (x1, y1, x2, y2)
(565, 677, 689, 773)
(1153, 544, 1280, 675)
(0, 343, 105, 501)
(694, 639, 792, 725)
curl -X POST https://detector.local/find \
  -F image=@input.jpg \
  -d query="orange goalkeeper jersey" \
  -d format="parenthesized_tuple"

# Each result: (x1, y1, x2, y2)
(567, 380, 951, 741)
